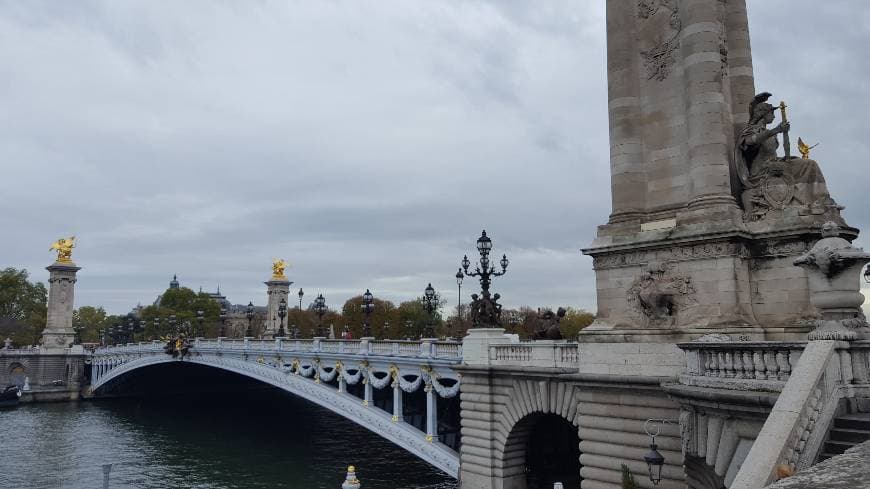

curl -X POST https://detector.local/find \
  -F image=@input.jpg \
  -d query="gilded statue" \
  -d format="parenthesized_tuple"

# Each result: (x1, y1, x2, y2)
(272, 258, 289, 280)
(49, 236, 76, 263)
(735, 92, 840, 222)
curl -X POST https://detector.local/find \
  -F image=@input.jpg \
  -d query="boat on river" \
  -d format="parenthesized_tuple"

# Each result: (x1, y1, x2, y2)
(0, 385, 22, 408)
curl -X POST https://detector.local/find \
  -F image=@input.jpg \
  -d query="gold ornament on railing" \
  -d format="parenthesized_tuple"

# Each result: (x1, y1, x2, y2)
(49, 236, 76, 263)
(271, 258, 289, 280)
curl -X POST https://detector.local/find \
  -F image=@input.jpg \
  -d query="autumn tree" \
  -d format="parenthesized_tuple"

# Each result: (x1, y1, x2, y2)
(0, 268, 47, 346)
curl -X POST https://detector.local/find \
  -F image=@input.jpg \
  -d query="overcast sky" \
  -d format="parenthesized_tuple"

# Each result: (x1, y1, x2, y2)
(1, 1, 868, 316)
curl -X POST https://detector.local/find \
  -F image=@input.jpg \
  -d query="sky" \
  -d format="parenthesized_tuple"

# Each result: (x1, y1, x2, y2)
(1, 1, 868, 316)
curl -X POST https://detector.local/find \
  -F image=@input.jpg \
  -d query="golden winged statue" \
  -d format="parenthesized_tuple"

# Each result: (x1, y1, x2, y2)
(798, 137, 819, 160)
(49, 236, 76, 263)
(272, 258, 289, 280)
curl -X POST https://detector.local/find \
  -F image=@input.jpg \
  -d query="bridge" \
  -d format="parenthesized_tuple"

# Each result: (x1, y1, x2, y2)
(90, 337, 464, 477)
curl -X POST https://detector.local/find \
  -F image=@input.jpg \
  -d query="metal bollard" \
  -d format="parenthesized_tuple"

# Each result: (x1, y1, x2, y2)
(341, 465, 361, 489)
(102, 464, 112, 489)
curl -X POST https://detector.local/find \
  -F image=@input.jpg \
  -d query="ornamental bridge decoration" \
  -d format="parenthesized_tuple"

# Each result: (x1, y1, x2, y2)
(91, 338, 463, 477)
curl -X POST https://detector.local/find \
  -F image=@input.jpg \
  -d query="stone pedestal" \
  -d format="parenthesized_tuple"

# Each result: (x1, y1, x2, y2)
(263, 279, 292, 339)
(582, 0, 857, 342)
(41, 262, 81, 350)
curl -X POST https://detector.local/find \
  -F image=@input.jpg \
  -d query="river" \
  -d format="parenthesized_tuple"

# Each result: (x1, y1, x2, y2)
(0, 390, 457, 489)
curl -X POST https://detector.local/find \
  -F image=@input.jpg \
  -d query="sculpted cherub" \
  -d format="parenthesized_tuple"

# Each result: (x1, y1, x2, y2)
(49, 236, 76, 263)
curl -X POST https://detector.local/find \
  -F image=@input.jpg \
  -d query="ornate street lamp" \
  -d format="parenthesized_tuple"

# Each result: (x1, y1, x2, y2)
(219, 306, 227, 338)
(421, 283, 439, 338)
(245, 301, 255, 337)
(298, 288, 304, 310)
(361, 289, 375, 338)
(277, 297, 287, 337)
(195, 309, 204, 338)
(313, 294, 327, 337)
(168, 314, 177, 334)
(459, 230, 509, 327)
(642, 419, 675, 486)
(404, 320, 413, 341)
(454, 268, 464, 338)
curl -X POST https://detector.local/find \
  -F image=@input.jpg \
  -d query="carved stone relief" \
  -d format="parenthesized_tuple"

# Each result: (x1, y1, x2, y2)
(637, 0, 682, 81)
(626, 262, 697, 327)
(593, 242, 749, 270)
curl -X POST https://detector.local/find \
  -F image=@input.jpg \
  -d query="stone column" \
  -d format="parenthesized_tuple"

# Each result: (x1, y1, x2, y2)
(392, 383, 403, 422)
(605, 0, 645, 223)
(264, 279, 292, 339)
(682, 0, 740, 215)
(41, 262, 81, 350)
(425, 382, 437, 442)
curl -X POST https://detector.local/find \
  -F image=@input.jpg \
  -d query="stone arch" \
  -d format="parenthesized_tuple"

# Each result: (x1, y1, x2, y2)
(492, 379, 582, 488)
(8, 362, 26, 388)
(90, 354, 460, 477)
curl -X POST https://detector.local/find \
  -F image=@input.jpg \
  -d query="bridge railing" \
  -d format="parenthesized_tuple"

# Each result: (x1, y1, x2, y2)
(488, 341, 579, 368)
(678, 341, 807, 391)
(94, 338, 463, 361)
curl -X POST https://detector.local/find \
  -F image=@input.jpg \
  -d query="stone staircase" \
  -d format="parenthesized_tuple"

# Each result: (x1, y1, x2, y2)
(819, 413, 870, 462)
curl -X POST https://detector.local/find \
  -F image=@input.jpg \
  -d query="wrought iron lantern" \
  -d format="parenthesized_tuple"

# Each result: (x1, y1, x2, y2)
(245, 301, 255, 337)
(298, 288, 304, 309)
(643, 418, 674, 486)
(421, 283, 439, 338)
(219, 306, 227, 338)
(313, 294, 327, 337)
(277, 297, 287, 337)
(459, 230, 509, 327)
(864, 264, 870, 284)
(361, 289, 375, 338)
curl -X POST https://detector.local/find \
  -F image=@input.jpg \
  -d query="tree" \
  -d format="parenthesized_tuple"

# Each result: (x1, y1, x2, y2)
(341, 295, 396, 338)
(560, 308, 596, 338)
(0, 268, 47, 346)
(73, 306, 110, 343)
(136, 287, 220, 339)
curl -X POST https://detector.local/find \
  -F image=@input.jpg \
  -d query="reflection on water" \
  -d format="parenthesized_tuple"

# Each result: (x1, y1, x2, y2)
(0, 389, 456, 489)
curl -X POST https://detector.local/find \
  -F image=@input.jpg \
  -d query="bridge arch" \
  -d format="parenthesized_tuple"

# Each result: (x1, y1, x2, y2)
(91, 353, 460, 477)
(492, 379, 583, 489)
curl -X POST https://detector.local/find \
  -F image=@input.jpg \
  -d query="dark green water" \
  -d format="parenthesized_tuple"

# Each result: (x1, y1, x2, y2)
(0, 392, 456, 489)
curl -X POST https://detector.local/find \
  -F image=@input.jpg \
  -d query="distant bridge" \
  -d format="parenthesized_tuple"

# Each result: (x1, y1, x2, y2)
(91, 338, 463, 477)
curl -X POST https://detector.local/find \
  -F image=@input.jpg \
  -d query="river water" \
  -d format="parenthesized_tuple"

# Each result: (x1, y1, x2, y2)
(0, 391, 456, 489)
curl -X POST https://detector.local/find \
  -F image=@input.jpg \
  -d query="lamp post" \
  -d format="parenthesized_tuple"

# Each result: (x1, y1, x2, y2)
(642, 418, 676, 486)
(245, 301, 255, 337)
(459, 230, 509, 327)
(195, 309, 204, 338)
(277, 297, 287, 337)
(404, 320, 413, 341)
(168, 314, 177, 335)
(421, 283, 439, 338)
(864, 265, 870, 284)
(454, 268, 464, 338)
(361, 289, 374, 338)
(313, 294, 327, 337)
(219, 306, 227, 338)
(138, 320, 146, 342)
(298, 288, 304, 310)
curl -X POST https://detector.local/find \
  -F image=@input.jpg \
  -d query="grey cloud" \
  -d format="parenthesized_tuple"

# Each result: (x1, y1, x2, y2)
(0, 1, 866, 316)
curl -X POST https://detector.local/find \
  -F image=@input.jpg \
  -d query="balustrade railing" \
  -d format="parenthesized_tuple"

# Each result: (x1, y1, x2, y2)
(488, 341, 579, 368)
(678, 341, 806, 389)
(94, 338, 463, 361)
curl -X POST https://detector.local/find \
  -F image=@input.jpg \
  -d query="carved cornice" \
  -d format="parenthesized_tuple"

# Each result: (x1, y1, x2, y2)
(593, 242, 750, 270)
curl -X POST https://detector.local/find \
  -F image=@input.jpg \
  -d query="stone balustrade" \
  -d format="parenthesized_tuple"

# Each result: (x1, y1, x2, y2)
(95, 338, 463, 361)
(678, 341, 807, 391)
(488, 341, 580, 369)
